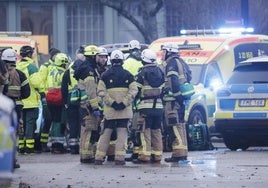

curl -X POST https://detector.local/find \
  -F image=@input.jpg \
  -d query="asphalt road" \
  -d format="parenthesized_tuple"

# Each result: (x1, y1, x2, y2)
(1, 140, 268, 188)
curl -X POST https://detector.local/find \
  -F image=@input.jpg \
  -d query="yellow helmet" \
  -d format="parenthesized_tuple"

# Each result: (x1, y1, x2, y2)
(84, 45, 98, 56)
(54, 53, 69, 66)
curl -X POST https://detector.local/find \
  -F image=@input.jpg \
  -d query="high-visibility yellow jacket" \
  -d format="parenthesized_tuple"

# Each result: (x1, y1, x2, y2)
(16, 57, 42, 108)
(38, 59, 54, 93)
(123, 57, 143, 76)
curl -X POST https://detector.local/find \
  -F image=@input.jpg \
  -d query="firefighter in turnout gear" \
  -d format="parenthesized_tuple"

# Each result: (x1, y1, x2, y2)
(123, 40, 143, 162)
(133, 49, 165, 164)
(39, 48, 61, 152)
(162, 43, 188, 162)
(16, 45, 43, 154)
(73, 45, 101, 164)
(96, 47, 116, 161)
(95, 50, 138, 165)
(1, 48, 30, 167)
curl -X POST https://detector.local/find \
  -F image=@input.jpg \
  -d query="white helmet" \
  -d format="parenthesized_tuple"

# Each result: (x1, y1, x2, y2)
(110, 50, 124, 60)
(97, 47, 108, 56)
(141, 49, 157, 64)
(128, 40, 141, 50)
(162, 43, 178, 53)
(1, 48, 17, 61)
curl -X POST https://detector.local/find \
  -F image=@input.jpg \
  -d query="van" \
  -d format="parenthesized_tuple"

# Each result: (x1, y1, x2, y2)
(0, 31, 39, 67)
(149, 32, 268, 136)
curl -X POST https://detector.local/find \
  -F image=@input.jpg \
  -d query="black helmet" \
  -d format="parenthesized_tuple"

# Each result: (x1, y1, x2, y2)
(49, 47, 61, 59)
(20, 45, 34, 57)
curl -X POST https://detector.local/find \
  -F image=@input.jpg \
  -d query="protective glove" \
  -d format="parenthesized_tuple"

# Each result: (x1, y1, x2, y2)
(111, 101, 126, 111)
(117, 102, 126, 110)
(111, 101, 120, 110)
(93, 110, 101, 116)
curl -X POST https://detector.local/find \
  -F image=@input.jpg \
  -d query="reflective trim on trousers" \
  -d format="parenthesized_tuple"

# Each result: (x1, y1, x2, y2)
(18, 139, 25, 149)
(151, 150, 162, 156)
(139, 132, 151, 156)
(26, 139, 35, 149)
(40, 133, 49, 143)
(80, 149, 94, 155)
(50, 136, 66, 144)
(115, 150, 126, 156)
(95, 150, 106, 158)
(172, 126, 187, 150)
(69, 138, 79, 146)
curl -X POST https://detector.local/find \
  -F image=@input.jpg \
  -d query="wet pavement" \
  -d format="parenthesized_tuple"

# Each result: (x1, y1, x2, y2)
(1, 140, 268, 188)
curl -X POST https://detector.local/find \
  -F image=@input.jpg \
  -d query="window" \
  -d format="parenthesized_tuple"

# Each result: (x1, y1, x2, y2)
(66, 2, 104, 58)
(0, 4, 7, 30)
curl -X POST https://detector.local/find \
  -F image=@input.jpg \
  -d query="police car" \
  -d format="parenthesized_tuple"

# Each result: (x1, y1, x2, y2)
(214, 56, 268, 150)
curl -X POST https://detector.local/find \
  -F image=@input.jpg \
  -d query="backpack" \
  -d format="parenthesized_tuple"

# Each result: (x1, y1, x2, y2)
(177, 57, 192, 83)
(187, 123, 214, 151)
(144, 66, 165, 88)
(45, 66, 64, 106)
(176, 58, 195, 99)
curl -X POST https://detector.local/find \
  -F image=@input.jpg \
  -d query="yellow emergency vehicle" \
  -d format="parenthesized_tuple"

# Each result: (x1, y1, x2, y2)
(0, 31, 39, 66)
(149, 30, 268, 136)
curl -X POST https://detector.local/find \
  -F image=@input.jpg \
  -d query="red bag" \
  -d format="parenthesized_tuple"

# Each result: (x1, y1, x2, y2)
(45, 88, 64, 106)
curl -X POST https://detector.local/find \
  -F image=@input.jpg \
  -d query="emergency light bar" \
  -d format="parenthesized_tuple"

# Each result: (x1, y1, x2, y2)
(180, 27, 254, 35)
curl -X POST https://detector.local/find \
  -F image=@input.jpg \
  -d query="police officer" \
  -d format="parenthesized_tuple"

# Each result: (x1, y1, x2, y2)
(133, 49, 165, 164)
(73, 45, 101, 164)
(161, 43, 188, 162)
(95, 50, 138, 165)
(16, 45, 43, 154)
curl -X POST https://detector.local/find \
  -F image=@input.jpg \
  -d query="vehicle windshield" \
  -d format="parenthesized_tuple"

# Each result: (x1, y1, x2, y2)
(227, 62, 268, 84)
(188, 64, 203, 85)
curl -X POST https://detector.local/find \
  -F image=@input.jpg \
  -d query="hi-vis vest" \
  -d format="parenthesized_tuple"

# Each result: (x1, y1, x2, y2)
(47, 66, 65, 89)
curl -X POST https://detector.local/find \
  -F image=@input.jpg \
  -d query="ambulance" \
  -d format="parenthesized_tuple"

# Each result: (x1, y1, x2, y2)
(149, 30, 268, 136)
(0, 31, 39, 66)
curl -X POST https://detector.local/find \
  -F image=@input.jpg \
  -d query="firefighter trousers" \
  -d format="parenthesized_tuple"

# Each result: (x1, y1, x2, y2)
(95, 119, 128, 162)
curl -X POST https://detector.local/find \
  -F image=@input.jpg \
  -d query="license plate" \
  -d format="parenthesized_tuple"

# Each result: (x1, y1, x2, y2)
(239, 99, 265, 107)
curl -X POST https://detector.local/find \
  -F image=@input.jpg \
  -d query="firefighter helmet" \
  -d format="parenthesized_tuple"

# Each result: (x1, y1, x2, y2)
(84, 45, 98, 56)
(161, 43, 178, 53)
(97, 47, 108, 56)
(110, 50, 124, 60)
(141, 49, 157, 64)
(1, 48, 17, 62)
(54, 53, 69, 66)
(128, 40, 141, 50)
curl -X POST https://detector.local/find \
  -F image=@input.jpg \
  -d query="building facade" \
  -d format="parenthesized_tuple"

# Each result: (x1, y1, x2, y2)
(0, 0, 147, 58)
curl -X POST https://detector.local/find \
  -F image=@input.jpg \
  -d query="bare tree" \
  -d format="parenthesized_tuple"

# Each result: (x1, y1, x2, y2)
(97, 0, 163, 43)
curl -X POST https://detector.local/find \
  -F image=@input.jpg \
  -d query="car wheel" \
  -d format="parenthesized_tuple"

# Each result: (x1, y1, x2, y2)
(188, 109, 205, 125)
(223, 134, 250, 151)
